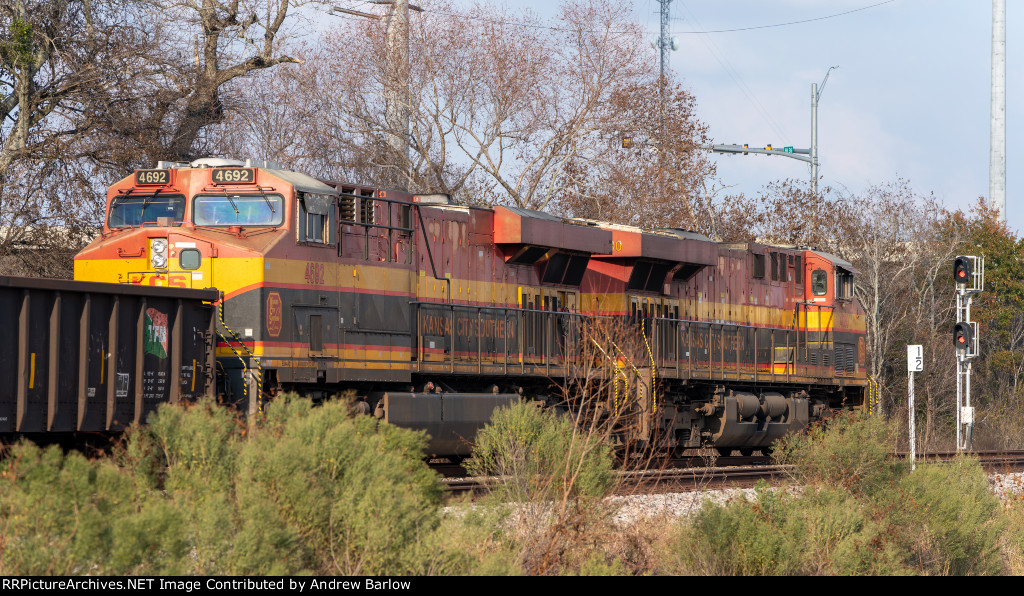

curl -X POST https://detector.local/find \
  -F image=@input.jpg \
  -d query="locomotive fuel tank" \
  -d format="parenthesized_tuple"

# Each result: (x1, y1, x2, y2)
(369, 389, 520, 455)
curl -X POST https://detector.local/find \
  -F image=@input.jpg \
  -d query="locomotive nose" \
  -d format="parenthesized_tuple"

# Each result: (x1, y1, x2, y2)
(164, 234, 213, 289)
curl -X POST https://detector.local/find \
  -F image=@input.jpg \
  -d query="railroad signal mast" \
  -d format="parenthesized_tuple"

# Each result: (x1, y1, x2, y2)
(954, 255, 984, 451)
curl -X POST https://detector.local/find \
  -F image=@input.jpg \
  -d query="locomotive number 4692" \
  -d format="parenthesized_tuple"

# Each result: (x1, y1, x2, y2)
(304, 262, 325, 285)
(136, 169, 170, 185)
(211, 167, 255, 184)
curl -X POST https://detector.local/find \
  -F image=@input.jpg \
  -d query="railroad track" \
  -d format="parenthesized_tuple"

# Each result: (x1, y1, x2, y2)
(440, 449, 1024, 496)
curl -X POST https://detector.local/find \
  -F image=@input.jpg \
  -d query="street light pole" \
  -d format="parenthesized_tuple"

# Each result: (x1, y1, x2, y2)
(811, 82, 818, 195)
(812, 67, 838, 196)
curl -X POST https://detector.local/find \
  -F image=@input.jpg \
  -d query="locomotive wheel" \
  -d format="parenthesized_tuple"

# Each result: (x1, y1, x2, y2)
(716, 447, 732, 457)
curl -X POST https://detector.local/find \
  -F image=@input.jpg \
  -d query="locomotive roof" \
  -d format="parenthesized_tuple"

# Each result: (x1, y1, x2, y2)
(501, 205, 564, 222)
(263, 168, 339, 196)
(569, 219, 711, 242)
(809, 249, 859, 274)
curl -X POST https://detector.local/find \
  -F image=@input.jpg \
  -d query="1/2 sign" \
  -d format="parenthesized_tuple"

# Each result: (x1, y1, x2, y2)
(907, 344, 923, 372)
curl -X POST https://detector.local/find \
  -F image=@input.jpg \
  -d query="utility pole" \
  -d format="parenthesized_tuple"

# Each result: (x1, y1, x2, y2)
(991, 0, 1006, 223)
(332, 1, 418, 190)
(385, 0, 411, 189)
(653, 0, 677, 206)
(657, 0, 674, 86)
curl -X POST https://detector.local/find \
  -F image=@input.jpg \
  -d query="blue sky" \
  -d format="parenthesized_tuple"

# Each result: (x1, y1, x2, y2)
(325, 1, 1019, 234)
(660, 0, 1018, 231)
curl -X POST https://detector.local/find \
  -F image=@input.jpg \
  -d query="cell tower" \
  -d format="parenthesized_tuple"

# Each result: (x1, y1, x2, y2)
(657, 0, 676, 83)
(991, 0, 1006, 223)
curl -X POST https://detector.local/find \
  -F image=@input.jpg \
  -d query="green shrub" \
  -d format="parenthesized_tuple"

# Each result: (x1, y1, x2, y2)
(889, 456, 1003, 575)
(0, 443, 188, 575)
(233, 397, 443, 575)
(670, 414, 1005, 575)
(466, 402, 614, 503)
(1, 395, 452, 576)
(459, 401, 618, 575)
(1002, 497, 1024, 574)
(774, 411, 903, 497)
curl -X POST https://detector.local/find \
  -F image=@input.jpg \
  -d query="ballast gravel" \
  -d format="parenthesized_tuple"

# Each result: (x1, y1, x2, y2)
(443, 471, 1024, 526)
(605, 471, 1024, 526)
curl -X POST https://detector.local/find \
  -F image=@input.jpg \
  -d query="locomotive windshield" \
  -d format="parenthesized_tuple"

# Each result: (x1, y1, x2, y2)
(108, 194, 185, 228)
(193, 194, 284, 227)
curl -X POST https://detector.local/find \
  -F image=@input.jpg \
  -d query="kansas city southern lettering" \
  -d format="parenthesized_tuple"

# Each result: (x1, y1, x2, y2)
(692, 329, 746, 352)
(421, 313, 514, 340)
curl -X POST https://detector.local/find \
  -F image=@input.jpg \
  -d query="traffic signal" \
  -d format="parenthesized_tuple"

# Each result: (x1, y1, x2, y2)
(954, 256, 973, 284)
(954, 322, 973, 351)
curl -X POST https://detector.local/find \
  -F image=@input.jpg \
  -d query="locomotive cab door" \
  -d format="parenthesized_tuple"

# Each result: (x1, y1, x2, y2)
(291, 306, 339, 383)
(519, 287, 540, 364)
(801, 255, 835, 378)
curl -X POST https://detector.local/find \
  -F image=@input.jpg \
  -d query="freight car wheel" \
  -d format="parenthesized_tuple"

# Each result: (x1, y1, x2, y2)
(716, 448, 732, 457)
(739, 448, 754, 457)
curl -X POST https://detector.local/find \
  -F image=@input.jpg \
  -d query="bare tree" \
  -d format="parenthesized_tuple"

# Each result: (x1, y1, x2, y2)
(550, 79, 717, 231)
(249, 0, 711, 210)
(837, 181, 952, 418)
(0, 1, 159, 276)
(715, 179, 845, 246)
(109, 0, 321, 166)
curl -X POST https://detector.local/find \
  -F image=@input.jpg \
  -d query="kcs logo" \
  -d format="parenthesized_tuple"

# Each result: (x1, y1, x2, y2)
(147, 274, 188, 287)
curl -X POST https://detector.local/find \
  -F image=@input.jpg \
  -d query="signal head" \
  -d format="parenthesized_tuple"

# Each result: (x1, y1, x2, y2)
(953, 256, 973, 285)
(954, 322, 973, 351)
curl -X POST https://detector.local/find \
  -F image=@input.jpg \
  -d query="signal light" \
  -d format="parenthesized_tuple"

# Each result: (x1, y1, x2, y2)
(954, 256, 972, 284)
(954, 322, 973, 351)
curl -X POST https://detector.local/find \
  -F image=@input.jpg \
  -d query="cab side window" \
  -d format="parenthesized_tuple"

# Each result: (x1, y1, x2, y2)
(811, 269, 827, 296)
(297, 193, 337, 245)
(836, 270, 854, 300)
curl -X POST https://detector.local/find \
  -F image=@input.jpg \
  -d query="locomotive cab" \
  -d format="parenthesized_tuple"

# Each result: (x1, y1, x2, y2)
(75, 159, 348, 408)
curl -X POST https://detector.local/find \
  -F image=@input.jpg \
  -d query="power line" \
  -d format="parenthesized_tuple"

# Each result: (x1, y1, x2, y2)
(328, 0, 899, 36)
(672, 0, 897, 34)
(678, 1, 793, 143)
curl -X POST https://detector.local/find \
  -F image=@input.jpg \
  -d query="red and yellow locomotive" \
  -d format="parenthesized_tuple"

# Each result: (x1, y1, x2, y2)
(75, 159, 868, 454)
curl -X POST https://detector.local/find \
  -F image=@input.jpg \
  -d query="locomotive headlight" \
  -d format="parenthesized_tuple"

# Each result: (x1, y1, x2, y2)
(150, 239, 168, 269)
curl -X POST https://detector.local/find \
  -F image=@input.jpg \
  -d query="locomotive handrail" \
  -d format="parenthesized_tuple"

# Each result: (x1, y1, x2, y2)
(116, 247, 146, 258)
(407, 299, 863, 387)
(215, 297, 263, 417)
